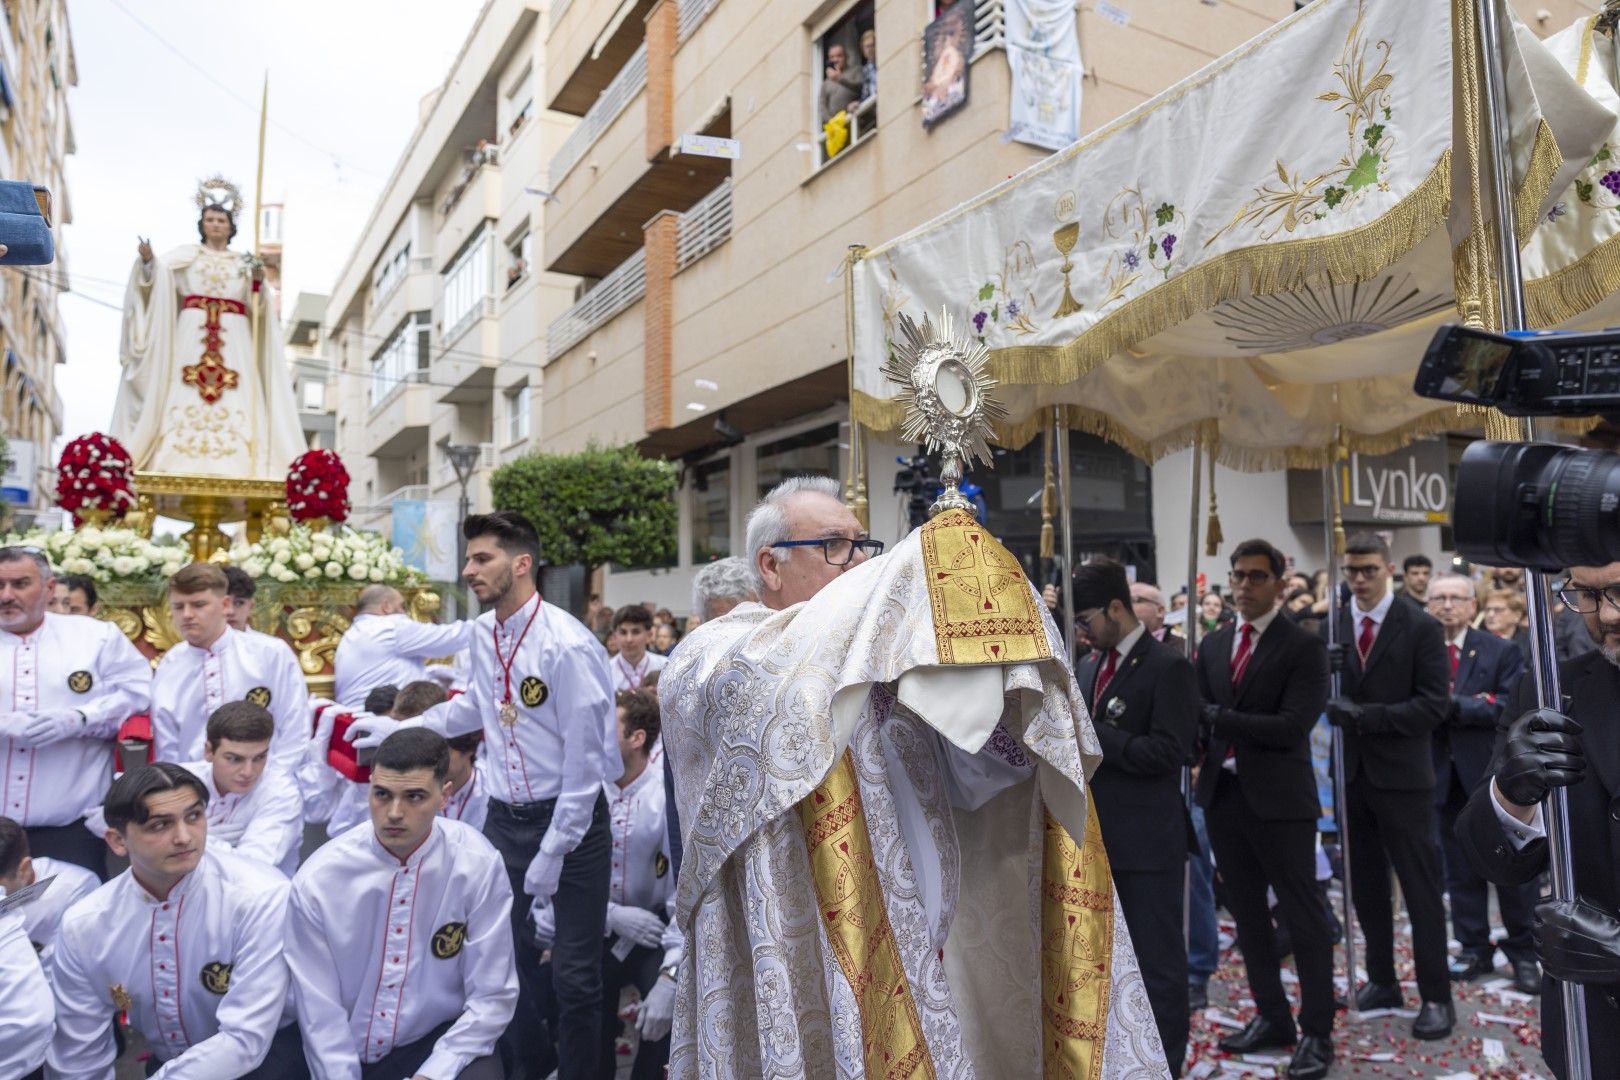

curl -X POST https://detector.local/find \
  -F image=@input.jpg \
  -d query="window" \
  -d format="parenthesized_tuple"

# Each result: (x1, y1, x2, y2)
(507, 63, 535, 137)
(505, 228, 532, 291)
(755, 423, 841, 499)
(814, 1, 877, 167)
(301, 379, 325, 412)
(369, 312, 430, 407)
(441, 230, 492, 338)
(690, 457, 731, 564)
(371, 242, 411, 303)
(506, 383, 530, 444)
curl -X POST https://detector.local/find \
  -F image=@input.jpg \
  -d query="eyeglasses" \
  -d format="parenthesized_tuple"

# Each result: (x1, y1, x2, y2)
(1558, 584, 1620, 615)
(771, 537, 885, 566)
(1341, 564, 1385, 579)
(1227, 570, 1273, 586)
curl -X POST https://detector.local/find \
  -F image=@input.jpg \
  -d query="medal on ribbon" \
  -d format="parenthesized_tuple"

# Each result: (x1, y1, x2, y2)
(493, 594, 542, 728)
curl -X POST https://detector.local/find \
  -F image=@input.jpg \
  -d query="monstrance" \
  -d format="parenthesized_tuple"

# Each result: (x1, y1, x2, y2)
(881, 309, 1006, 519)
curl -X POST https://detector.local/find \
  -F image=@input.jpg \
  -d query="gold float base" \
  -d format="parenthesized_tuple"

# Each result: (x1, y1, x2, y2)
(130, 471, 291, 560)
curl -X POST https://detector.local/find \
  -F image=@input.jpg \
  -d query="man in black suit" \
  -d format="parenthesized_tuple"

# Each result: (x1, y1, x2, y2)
(1425, 573, 1537, 993)
(1073, 559, 1196, 1078)
(1195, 538, 1335, 1080)
(1323, 532, 1454, 1038)
(1455, 561, 1620, 1079)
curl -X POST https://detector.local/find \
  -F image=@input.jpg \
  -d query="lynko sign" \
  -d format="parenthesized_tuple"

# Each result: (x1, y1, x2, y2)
(1287, 438, 1451, 527)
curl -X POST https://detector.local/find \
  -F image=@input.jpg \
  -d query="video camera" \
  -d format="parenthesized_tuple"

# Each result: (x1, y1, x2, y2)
(1414, 324, 1620, 570)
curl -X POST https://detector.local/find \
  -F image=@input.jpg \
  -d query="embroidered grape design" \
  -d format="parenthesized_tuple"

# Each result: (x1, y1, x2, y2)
(1602, 171, 1620, 198)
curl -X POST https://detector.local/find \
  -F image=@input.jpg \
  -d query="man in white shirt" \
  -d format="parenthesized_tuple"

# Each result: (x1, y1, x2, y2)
(0, 545, 152, 876)
(150, 562, 310, 774)
(607, 605, 665, 693)
(287, 728, 515, 1079)
(349, 512, 617, 1079)
(0, 903, 50, 1080)
(0, 815, 98, 962)
(47, 762, 305, 1078)
(334, 585, 471, 709)
(389, 680, 489, 832)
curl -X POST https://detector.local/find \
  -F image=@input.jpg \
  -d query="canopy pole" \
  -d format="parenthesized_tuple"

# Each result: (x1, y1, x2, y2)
(1054, 408, 1076, 666)
(1184, 440, 1202, 951)
(1474, 0, 1589, 1070)
(1321, 446, 1360, 1024)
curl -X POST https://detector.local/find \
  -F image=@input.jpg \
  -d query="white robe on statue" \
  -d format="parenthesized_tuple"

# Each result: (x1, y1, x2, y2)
(110, 244, 306, 477)
(659, 510, 1168, 1079)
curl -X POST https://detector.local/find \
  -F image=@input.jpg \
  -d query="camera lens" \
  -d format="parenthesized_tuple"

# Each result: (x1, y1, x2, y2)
(1454, 441, 1620, 570)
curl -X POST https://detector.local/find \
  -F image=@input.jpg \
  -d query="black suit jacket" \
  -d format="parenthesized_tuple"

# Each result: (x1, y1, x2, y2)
(1455, 650, 1620, 1078)
(1194, 613, 1328, 822)
(1433, 626, 1524, 804)
(1078, 630, 1198, 873)
(1324, 594, 1450, 790)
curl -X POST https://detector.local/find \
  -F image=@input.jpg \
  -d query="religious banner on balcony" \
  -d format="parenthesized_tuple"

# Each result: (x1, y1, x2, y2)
(922, 0, 973, 129)
(1007, 0, 1083, 152)
(392, 498, 460, 581)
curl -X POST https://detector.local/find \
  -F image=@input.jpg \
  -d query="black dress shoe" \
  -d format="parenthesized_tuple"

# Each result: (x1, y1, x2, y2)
(1353, 981, 1402, 1011)
(1287, 1035, 1334, 1080)
(1188, 980, 1208, 1012)
(1218, 1015, 1297, 1054)
(1449, 952, 1496, 981)
(1512, 958, 1543, 996)
(1412, 1000, 1456, 1040)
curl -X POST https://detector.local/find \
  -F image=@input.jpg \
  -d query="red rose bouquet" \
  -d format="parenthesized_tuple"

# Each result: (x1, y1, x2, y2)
(286, 449, 351, 524)
(55, 433, 137, 525)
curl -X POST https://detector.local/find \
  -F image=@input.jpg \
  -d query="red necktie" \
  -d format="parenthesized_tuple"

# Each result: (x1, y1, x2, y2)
(1231, 623, 1255, 687)
(1357, 615, 1376, 664)
(1094, 649, 1119, 701)
(1447, 642, 1460, 692)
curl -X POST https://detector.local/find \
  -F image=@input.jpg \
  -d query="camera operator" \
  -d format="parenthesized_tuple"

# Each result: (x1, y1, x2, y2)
(1455, 560, 1620, 1078)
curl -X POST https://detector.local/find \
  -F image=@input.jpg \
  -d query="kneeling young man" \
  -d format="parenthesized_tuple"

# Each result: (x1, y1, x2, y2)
(47, 763, 304, 1078)
(0, 815, 99, 961)
(287, 728, 516, 1079)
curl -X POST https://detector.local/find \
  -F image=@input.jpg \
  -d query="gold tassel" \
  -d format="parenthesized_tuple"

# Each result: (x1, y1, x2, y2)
(1040, 412, 1057, 561)
(1204, 442, 1223, 556)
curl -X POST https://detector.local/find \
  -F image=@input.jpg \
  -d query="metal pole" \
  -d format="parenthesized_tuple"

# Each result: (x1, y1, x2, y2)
(1054, 409, 1076, 667)
(1475, 0, 1589, 1069)
(1322, 455, 1360, 1023)
(1184, 442, 1202, 950)
(457, 483, 472, 617)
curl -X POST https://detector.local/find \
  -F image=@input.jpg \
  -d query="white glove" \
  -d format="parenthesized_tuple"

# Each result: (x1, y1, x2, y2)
(343, 712, 405, 750)
(0, 712, 30, 740)
(636, 976, 676, 1042)
(606, 904, 666, 949)
(530, 897, 555, 950)
(309, 705, 338, 764)
(523, 850, 563, 904)
(19, 709, 85, 746)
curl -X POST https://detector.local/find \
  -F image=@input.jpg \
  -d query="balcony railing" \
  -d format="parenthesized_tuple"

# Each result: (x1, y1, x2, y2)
(676, 179, 732, 270)
(440, 295, 497, 349)
(971, 0, 1006, 55)
(548, 42, 648, 189)
(677, 0, 721, 42)
(546, 248, 646, 361)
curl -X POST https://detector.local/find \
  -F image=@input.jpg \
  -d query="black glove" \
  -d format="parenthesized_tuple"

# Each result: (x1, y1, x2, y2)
(1325, 697, 1363, 731)
(1534, 897, 1620, 985)
(1200, 702, 1223, 728)
(1495, 707, 1586, 809)
(1325, 642, 1348, 674)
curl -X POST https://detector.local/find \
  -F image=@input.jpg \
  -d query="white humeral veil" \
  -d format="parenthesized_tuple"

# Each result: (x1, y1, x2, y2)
(659, 522, 1169, 1078)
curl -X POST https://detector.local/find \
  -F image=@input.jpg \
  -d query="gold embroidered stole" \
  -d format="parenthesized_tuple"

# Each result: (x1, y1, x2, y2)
(798, 750, 936, 1079)
(1040, 801, 1114, 1079)
(920, 508, 1051, 664)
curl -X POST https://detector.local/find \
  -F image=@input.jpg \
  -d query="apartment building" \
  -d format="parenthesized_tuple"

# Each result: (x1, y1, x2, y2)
(324, 0, 573, 547)
(284, 291, 334, 451)
(540, 0, 1605, 613)
(0, 0, 74, 517)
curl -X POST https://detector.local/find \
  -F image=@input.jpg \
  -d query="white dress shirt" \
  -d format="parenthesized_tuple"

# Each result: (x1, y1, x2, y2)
(426, 595, 620, 882)
(1491, 778, 1547, 850)
(333, 614, 472, 708)
(47, 848, 293, 1078)
(10, 855, 98, 962)
(609, 649, 666, 693)
(287, 818, 517, 1080)
(1232, 606, 1281, 658)
(188, 760, 304, 879)
(1350, 585, 1396, 646)
(150, 627, 310, 774)
(0, 612, 152, 826)
(0, 909, 51, 1077)
(442, 759, 490, 832)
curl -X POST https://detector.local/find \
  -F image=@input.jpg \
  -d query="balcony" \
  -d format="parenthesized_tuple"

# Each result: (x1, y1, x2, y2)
(675, 178, 731, 271)
(548, 43, 646, 192)
(547, 249, 645, 362)
(439, 159, 501, 262)
(546, 0, 656, 115)
(436, 296, 500, 404)
(366, 377, 432, 458)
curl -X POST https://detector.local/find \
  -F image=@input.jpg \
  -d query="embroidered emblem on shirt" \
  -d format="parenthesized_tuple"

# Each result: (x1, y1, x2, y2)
(519, 676, 548, 708)
(244, 686, 272, 708)
(432, 921, 467, 959)
(200, 961, 232, 995)
(655, 852, 669, 879)
(67, 670, 93, 693)
(110, 983, 133, 1011)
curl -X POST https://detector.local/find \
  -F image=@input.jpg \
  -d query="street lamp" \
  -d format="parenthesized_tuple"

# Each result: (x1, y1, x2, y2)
(445, 443, 483, 616)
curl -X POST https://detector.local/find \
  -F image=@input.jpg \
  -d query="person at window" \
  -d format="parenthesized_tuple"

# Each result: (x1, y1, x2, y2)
(856, 28, 877, 104)
(819, 42, 861, 124)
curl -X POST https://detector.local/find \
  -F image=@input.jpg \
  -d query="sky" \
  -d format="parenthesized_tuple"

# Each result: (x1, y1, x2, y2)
(54, 0, 485, 450)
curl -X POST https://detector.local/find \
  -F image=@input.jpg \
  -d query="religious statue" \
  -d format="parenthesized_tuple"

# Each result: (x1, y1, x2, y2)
(659, 311, 1169, 1077)
(109, 176, 306, 479)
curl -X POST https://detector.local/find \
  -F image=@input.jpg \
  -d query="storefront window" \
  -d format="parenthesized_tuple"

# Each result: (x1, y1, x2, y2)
(755, 423, 841, 500)
(691, 457, 732, 565)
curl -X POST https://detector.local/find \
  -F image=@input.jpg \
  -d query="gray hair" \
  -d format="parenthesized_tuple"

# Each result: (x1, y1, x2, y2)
(1426, 572, 1476, 597)
(0, 546, 53, 582)
(742, 475, 844, 593)
(690, 556, 755, 618)
(1130, 581, 1165, 608)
